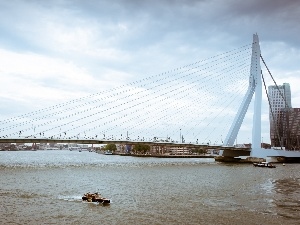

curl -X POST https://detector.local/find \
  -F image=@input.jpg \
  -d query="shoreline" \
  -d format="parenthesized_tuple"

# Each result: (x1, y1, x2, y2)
(117, 153, 215, 158)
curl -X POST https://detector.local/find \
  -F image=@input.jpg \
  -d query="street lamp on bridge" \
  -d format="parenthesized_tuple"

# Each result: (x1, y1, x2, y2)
(180, 129, 181, 143)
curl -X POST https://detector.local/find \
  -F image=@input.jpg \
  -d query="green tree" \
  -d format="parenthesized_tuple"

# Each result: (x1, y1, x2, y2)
(105, 143, 117, 152)
(134, 144, 150, 154)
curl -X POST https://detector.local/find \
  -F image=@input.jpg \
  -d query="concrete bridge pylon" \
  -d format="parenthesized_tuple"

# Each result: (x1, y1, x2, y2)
(220, 34, 300, 160)
(221, 33, 262, 158)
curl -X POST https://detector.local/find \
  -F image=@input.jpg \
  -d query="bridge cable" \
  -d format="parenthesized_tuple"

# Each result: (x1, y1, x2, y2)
(2, 50, 250, 138)
(0, 44, 251, 125)
(261, 70, 283, 149)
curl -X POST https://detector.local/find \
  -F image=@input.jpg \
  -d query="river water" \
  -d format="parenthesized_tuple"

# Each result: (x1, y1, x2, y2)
(0, 150, 299, 225)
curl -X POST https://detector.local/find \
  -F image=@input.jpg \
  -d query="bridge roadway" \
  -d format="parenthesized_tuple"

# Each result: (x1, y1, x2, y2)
(0, 138, 250, 151)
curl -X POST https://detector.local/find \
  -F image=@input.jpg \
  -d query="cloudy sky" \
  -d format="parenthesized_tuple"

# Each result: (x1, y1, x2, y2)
(0, 0, 299, 144)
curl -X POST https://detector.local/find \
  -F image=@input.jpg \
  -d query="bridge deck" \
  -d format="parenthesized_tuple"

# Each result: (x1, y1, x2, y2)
(0, 138, 250, 151)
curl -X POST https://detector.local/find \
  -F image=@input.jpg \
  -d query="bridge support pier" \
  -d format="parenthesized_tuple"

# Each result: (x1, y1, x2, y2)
(220, 149, 250, 158)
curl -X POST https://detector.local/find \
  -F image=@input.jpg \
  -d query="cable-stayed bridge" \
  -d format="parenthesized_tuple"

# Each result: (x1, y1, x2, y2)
(1, 44, 252, 144)
(1, 34, 300, 160)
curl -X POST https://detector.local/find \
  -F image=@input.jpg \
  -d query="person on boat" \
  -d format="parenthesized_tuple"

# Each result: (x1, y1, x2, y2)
(87, 192, 93, 202)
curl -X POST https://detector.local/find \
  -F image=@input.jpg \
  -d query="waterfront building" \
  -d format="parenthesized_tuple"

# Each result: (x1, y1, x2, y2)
(277, 108, 300, 150)
(268, 83, 292, 147)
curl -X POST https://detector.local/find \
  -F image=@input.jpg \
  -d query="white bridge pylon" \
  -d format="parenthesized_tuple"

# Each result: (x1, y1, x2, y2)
(222, 34, 262, 156)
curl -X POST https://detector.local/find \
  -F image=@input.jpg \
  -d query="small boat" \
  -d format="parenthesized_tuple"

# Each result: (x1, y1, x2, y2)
(82, 192, 110, 204)
(253, 162, 276, 168)
(104, 150, 113, 155)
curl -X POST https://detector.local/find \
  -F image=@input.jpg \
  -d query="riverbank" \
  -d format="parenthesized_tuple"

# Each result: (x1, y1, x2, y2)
(117, 153, 215, 158)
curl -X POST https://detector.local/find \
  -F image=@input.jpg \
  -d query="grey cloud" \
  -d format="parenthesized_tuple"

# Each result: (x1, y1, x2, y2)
(3, 0, 299, 54)
(68, 0, 300, 48)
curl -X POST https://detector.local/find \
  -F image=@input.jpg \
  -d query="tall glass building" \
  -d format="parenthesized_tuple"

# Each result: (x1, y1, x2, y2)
(278, 108, 300, 150)
(268, 83, 292, 147)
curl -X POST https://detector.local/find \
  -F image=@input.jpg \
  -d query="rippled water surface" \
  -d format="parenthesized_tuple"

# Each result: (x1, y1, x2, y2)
(0, 150, 299, 225)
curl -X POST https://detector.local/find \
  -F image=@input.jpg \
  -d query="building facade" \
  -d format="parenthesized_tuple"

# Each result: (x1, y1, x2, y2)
(268, 83, 292, 147)
(277, 108, 300, 150)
